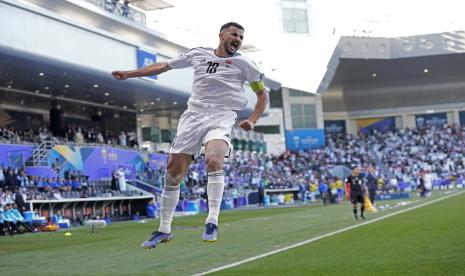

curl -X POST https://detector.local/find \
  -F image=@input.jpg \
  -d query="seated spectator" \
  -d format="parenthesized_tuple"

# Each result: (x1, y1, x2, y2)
(13, 187, 27, 212)
(62, 179, 72, 192)
(50, 177, 62, 190)
(52, 189, 62, 200)
(71, 178, 81, 191)
(0, 204, 15, 236)
(37, 177, 52, 192)
(10, 203, 33, 232)
(80, 177, 89, 190)
(2, 202, 21, 234)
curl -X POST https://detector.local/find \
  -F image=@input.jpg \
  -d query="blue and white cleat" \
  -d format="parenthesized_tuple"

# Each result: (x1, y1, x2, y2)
(141, 231, 172, 249)
(202, 223, 219, 242)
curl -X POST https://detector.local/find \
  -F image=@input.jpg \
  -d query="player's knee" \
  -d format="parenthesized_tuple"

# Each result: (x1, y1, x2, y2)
(205, 153, 223, 171)
(164, 172, 181, 188)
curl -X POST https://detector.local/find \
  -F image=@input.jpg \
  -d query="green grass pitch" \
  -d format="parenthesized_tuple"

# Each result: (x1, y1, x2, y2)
(1, 191, 463, 275)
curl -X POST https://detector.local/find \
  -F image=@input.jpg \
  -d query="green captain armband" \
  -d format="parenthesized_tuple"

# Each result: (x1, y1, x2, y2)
(250, 81, 265, 92)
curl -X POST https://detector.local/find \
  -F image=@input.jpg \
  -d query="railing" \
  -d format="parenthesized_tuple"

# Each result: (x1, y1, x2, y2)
(86, 0, 146, 25)
(1, 137, 142, 152)
(30, 141, 55, 166)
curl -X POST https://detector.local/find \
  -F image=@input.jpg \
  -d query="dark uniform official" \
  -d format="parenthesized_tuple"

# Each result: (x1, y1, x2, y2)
(346, 166, 367, 220)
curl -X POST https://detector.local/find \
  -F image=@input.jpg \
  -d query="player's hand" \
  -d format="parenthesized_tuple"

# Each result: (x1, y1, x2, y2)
(112, 70, 129, 80)
(239, 119, 254, 131)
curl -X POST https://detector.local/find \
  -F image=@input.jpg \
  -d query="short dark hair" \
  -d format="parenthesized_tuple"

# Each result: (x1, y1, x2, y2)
(220, 22, 244, 32)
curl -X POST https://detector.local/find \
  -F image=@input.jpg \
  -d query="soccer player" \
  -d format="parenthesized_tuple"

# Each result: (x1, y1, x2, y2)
(111, 22, 268, 248)
(346, 166, 368, 220)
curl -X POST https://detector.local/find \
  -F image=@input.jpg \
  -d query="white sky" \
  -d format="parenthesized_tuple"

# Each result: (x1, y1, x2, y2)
(145, 0, 465, 92)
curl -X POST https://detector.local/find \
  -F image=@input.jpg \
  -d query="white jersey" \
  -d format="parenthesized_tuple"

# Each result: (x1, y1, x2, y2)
(423, 173, 433, 190)
(168, 47, 264, 111)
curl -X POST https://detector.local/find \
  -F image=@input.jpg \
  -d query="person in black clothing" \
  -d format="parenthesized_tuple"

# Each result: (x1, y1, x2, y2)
(5, 169, 18, 191)
(257, 182, 265, 206)
(366, 166, 377, 206)
(346, 165, 368, 220)
(14, 188, 27, 212)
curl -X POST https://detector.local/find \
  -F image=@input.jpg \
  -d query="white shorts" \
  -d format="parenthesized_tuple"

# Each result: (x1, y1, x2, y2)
(169, 107, 237, 158)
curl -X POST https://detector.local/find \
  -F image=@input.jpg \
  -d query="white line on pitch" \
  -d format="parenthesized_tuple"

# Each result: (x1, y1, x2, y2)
(194, 191, 464, 276)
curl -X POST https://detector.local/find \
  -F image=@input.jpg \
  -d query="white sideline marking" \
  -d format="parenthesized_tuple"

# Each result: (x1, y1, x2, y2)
(194, 191, 464, 275)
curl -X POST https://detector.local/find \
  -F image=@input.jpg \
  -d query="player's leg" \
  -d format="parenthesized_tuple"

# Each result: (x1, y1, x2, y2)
(159, 153, 192, 233)
(141, 153, 191, 248)
(202, 139, 229, 242)
(369, 189, 376, 206)
(352, 203, 358, 220)
(351, 195, 358, 220)
(199, 110, 236, 241)
(359, 194, 366, 220)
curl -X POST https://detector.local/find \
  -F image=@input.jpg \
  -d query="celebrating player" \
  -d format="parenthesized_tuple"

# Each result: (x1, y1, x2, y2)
(112, 22, 268, 248)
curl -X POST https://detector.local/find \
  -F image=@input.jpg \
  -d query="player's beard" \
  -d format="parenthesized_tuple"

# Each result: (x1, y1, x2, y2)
(224, 40, 239, 56)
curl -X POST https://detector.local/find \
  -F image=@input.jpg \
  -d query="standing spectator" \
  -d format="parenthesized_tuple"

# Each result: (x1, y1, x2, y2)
(16, 169, 29, 188)
(74, 128, 84, 144)
(5, 169, 18, 191)
(366, 166, 378, 206)
(0, 168, 4, 189)
(52, 158, 61, 176)
(117, 167, 127, 191)
(121, 0, 129, 18)
(96, 131, 105, 144)
(111, 169, 118, 190)
(128, 131, 137, 148)
(390, 176, 398, 192)
(119, 131, 127, 147)
(319, 180, 329, 205)
(277, 193, 285, 205)
(258, 181, 265, 206)
(230, 184, 238, 207)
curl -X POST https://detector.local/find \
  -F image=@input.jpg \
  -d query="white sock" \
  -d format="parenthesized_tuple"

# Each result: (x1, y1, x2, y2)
(158, 185, 180, 234)
(206, 170, 225, 226)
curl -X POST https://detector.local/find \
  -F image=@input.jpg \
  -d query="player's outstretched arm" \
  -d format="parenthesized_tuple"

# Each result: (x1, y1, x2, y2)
(239, 84, 268, 131)
(112, 62, 171, 80)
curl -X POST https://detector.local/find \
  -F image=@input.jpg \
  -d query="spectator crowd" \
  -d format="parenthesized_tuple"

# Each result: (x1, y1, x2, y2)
(139, 124, 465, 205)
(0, 124, 138, 149)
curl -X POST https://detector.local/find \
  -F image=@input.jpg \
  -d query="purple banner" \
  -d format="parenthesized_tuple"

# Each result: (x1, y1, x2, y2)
(0, 144, 34, 169)
(50, 145, 145, 180)
(0, 143, 171, 181)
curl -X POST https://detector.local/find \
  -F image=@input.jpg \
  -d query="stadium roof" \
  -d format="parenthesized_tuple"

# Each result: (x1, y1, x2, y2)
(0, 44, 188, 118)
(319, 31, 465, 114)
(128, 0, 173, 11)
